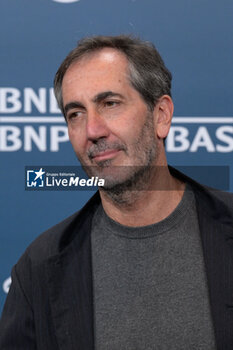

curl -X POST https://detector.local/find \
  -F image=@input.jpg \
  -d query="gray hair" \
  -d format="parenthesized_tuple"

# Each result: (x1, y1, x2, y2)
(54, 35, 172, 117)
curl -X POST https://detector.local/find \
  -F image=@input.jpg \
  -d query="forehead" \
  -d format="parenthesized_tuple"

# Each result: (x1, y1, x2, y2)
(62, 48, 131, 98)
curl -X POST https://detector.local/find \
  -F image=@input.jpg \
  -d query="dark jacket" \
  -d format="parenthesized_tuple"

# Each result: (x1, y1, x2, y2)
(0, 168, 233, 350)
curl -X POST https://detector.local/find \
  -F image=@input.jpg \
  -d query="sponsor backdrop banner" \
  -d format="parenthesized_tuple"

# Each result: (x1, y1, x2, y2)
(0, 0, 232, 312)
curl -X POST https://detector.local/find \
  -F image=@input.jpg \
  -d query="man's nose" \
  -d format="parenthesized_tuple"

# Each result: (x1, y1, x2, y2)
(86, 109, 110, 141)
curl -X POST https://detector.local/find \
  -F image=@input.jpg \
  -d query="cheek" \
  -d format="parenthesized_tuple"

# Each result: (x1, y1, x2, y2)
(116, 116, 144, 142)
(112, 110, 142, 134)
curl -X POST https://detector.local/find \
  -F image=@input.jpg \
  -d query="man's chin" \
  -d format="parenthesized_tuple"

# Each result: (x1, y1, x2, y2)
(95, 173, 130, 190)
(100, 167, 149, 192)
(83, 166, 130, 189)
(82, 164, 152, 192)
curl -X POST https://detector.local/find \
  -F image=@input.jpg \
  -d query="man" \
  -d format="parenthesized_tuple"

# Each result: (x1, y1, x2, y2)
(0, 35, 233, 350)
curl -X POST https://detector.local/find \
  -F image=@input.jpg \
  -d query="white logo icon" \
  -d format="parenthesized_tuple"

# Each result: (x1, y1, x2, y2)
(27, 168, 45, 188)
(53, 0, 80, 3)
(34, 168, 45, 181)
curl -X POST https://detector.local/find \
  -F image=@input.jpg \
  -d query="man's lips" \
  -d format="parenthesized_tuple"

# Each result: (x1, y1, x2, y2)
(91, 149, 122, 161)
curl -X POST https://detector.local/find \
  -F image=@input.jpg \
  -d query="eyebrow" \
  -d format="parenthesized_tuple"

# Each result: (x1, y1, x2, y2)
(92, 91, 124, 103)
(64, 101, 85, 115)
(64, 91, 124, 115)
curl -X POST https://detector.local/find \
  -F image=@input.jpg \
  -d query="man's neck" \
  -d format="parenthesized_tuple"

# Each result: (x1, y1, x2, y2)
(99, 166, 185, 227)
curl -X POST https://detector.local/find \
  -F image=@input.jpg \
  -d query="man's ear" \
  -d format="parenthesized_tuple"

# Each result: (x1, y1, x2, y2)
(153, 95, 174, 139)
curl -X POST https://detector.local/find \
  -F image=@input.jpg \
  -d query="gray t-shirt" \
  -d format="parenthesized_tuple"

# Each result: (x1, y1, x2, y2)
(91, 186, 216, 350)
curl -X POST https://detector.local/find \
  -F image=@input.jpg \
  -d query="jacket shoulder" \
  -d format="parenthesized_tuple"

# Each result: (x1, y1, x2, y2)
(210, 189, 233, 208)
(25, 210, 81, 262)
(23, 191, 100, 263)
(198, 185, 233, 212)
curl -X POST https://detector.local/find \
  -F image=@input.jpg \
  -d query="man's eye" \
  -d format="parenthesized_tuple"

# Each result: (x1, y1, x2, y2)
(67, 111, 83, 120)
(104, 100, 119, 107)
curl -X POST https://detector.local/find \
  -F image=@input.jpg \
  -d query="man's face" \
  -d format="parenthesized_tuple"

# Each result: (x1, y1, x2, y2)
(62, 48, 159, 189)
